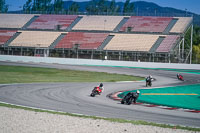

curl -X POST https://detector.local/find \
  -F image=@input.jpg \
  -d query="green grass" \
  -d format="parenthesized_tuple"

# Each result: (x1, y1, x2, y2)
(0, 102, 199, 132)
(0, 65, 144, 84)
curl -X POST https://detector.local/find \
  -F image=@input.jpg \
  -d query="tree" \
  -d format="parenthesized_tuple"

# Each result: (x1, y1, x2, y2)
(0, 0, 8, 13)
(68, 2, 79, 14)
(86, 0, 98, 14)
(193, 44, 200, 63)
(28, 0, 52, 11)
(123, 0, 134, 15)
(23, 0, 32, 13)
(98, 0, 107, 14)
(54, 0, 63, 13)
(108, 0, 120, 15)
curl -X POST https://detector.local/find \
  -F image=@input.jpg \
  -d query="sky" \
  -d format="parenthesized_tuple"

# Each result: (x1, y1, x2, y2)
(5, 0, 200, 15)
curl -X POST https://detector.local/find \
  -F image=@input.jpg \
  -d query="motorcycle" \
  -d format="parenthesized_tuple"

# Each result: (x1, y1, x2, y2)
(177, 74, 184, 81)
(121, 93, 134, 105)
(146, 78, 152, 87)
(90, 87, 102, 97)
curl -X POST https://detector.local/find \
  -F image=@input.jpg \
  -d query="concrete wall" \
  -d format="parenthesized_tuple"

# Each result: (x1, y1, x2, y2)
(0, 55, 200, 70)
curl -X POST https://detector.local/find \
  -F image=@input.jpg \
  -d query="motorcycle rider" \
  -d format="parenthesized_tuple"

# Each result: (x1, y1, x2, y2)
(133, 90, 140, 103)
(99, 83, 104, 94)
(146, 75, 153, 85)
(177, 73, 183, 80)
(123, 90, 140, 104)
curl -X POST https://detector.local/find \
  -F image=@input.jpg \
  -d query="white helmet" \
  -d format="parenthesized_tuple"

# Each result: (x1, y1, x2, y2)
(136, 90, 140, 94)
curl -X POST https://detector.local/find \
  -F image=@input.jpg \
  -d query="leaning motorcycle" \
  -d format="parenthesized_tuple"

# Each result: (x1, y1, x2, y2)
(177, 75, 184, 81)
(90, 87, 102, 97)
(121, 94, 134, 105)
(146, 78, 152, 87)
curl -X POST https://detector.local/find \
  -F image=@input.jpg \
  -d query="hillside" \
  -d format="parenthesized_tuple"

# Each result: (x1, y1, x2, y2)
(63, 1, 200, 26)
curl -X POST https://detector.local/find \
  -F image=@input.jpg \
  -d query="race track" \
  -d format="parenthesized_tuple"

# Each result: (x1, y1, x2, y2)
(0, 61, 200, 128)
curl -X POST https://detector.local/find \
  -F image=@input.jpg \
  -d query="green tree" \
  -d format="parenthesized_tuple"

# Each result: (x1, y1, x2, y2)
(30, 0, 51, 11)
(123, 0, 134, 15)
(184, 25, 200, 63)
(193, 44, 200, 63)
(54, 0, 63, 13)
(108, 0, 120, 15)
(86, 0, 98, 14)
(23, 0, 32, 13)
(68, 2, 79, 14)
(98, 0, 107, 14)
(0, 0, 8, 13)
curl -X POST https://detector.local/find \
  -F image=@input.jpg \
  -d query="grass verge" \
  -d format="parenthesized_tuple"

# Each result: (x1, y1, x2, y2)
(0, 65, 144, 84)
(0, 102, 199, 132)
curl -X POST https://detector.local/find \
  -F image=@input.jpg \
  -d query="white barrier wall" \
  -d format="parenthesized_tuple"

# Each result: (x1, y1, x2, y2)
(0, 55, 200, 70)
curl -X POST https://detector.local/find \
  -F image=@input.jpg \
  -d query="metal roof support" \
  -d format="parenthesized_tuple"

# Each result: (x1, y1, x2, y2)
(190, 24, 193, 64)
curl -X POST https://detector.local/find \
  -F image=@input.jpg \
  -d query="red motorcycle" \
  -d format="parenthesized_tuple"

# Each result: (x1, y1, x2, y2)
(177, 74, 184, 81)
(90, 87, 102, 97)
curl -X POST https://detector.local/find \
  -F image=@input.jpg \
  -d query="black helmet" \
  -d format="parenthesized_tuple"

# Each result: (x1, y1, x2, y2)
(100, 83, 103, 87)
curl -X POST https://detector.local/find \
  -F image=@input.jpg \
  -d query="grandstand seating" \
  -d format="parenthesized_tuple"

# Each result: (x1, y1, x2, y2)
(170, 17, 192, 33)
(156, 35, 179, 53)
(120, 16, 172, 33)
(9, 31, 63, 48)
(104, 34, 159, 52)
(27, 15, 78, 30)
(0, 30, 17, 45)
(0, 14, 36, 28)
(55, 32, 109, 49)
(72, 15, 124, 31)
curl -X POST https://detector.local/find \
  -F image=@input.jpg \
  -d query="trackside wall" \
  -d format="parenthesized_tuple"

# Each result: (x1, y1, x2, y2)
(0, 55, 200, 70)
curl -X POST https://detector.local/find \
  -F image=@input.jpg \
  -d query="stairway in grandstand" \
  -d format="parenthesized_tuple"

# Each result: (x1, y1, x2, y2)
(22, 16, 40, 29)
(163, 18, 178, 34)
(97, 35, 114, 50)
(3, 32, 21, 47)
(149, 36, 165, 53)
(66, 16, 82, 31)
(113, 17, 129, 32)
(49, 34, 67, 49)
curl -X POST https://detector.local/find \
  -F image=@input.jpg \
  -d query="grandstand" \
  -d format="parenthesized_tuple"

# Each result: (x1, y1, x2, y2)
(0, 14, 193, 63)
(27, 15, 78, 30)
(120, 16, 172, 33)
(9, 31, 63, 48)
(104, 34, 159, 51)
(0, 14, 37, 29)
(0, 30, 17, 46)
(72, 15, 124, 31)
(55, 32, 109, 49)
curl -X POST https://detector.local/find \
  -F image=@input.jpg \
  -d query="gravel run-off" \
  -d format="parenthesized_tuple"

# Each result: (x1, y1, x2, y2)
(0, 106, 196, 133)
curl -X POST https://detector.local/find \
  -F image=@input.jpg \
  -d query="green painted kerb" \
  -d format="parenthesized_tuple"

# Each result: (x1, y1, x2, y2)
(118, 84, 200, 110)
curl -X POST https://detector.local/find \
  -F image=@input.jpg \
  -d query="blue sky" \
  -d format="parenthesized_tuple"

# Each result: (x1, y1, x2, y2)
(5, 0, 200, 15)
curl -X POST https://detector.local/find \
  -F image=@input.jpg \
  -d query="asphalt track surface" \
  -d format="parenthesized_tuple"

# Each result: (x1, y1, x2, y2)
(0, 61, 200, 128)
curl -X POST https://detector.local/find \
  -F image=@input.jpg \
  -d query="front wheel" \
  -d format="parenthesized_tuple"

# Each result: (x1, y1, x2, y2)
(90, 93, 95, 97)
(127, 98, 133, 105)
(121, 100, 125, 104)
(149, 82, 152, 87)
